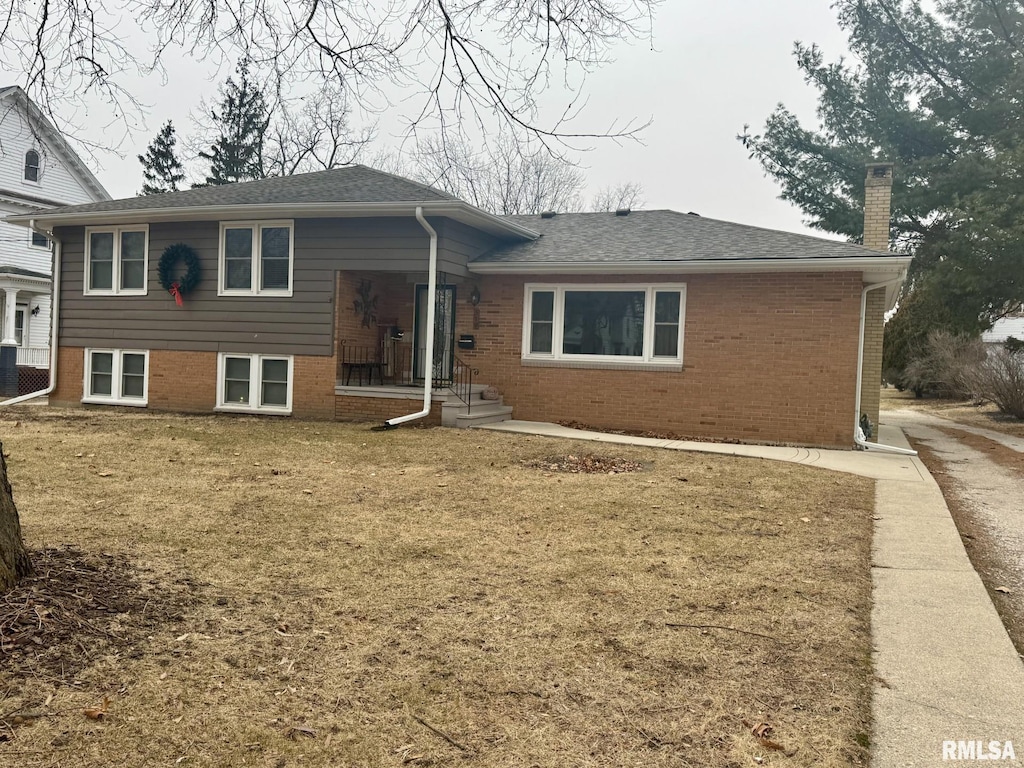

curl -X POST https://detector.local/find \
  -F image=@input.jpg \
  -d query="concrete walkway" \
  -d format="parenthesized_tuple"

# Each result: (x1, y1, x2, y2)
(478, 419, 1024, 766)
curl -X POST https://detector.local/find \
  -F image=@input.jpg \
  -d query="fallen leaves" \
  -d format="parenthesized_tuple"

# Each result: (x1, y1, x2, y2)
(523, 454, 645, 474)
(742, 719, 797, 757)
(83, 697, 110, 720)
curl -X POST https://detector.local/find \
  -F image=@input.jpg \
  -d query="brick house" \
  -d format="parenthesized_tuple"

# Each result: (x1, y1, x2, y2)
(4, 164, 909, 448)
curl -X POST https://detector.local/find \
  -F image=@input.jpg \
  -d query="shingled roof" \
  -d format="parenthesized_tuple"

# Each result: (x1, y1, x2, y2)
(16, 165, 458, 218)
(475, 210, 896, 266)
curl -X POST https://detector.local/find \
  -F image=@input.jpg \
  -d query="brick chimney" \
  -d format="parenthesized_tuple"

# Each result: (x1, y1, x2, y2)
(863, 162, 894, 251)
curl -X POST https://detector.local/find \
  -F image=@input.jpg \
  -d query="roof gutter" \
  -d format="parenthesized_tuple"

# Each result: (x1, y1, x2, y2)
(0, 219, 60, 407)
(5, 200, 540, 241)
(468, 256, 913, 276)
(854, 276, 916, 455)
(383, 207, 438, 428)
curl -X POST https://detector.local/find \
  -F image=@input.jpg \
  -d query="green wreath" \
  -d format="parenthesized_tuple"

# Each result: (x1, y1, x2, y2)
(158, 243, 201, 305)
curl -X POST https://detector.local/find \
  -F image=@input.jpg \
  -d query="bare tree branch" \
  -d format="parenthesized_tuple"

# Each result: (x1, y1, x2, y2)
(0, 0, 659, 159)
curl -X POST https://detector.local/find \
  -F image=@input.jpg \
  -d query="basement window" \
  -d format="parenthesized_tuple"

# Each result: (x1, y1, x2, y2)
(83, 349, 149, 406)
(522, 284, 685, 368)
(216, 353, 293, 414)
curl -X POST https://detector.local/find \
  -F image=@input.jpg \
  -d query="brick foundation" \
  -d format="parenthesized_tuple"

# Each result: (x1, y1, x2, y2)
(51, 347, 336, 419)
(334, 395, 442, 426)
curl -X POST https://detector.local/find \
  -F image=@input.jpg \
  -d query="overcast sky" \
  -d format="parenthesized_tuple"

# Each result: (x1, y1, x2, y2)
(13, 1, 853, 239)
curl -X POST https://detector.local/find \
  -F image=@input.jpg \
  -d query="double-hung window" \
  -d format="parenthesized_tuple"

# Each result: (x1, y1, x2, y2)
(522, 284, 686, 367)
(85, 226, 148, 295)
(218, 221, 293, 296)
(24, 150, 40, 183)
(83, 349, 149, 406)
(216, 353, 293, 414)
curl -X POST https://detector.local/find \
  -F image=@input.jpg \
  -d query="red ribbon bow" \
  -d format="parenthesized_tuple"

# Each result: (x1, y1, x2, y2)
(169, 282, 183, 307)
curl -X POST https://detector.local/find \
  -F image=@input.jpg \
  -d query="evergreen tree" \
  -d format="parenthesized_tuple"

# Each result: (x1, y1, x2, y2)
(138, 120, 186, 195)
(200, 61, 270, 185)
(741, 0, 1024, 331)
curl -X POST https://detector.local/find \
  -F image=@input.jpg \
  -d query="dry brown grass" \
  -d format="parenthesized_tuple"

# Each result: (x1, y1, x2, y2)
(880, 387, 1024, 437)
(0, 407, 873, 768)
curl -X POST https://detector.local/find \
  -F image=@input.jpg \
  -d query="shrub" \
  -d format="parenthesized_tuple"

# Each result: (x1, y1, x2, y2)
(978, 347, 1024, 419)
(902, 330, 986, 400)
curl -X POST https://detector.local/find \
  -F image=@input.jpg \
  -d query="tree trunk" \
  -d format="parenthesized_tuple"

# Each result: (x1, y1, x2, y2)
(0, 443, 32, 590)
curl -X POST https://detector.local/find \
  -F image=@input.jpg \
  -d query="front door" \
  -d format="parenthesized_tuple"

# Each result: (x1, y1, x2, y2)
(413, 284, 456, 384)
(14, 307, 26, 347)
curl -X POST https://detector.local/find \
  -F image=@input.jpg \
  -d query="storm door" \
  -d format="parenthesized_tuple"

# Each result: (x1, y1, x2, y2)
(413, 283, 456, 384)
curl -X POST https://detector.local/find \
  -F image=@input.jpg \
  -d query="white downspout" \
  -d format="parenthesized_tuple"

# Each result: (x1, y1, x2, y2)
(0, 220, 59, 406)
(854, 275, 916, 455)
(384, 207, 438, 427)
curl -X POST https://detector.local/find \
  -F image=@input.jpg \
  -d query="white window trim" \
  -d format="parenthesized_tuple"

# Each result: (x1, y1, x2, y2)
(23, 149, 41, 186)
(215, 353, 294, 414)
(84, 225, 150, 296)
(521, 283, 686, 368)
(82, 349, 150, 407)
(14, 305, 27, 348)
(28, 230, 50, 250)
(217, 221, 295, 297)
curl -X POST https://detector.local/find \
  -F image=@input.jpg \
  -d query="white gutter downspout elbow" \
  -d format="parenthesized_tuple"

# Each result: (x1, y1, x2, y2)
(384, 207, 438, 428)
(0, 220, 59, 407)
(854, 276, 916, 455)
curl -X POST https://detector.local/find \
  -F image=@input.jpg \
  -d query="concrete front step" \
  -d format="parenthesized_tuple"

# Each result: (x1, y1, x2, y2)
(455, 403, 514, 428)
(441, 389, 513, 428)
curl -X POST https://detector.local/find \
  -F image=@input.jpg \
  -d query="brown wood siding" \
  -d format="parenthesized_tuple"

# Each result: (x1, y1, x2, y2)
(436, 219, 502, 276)
(54, 216, 476, 356)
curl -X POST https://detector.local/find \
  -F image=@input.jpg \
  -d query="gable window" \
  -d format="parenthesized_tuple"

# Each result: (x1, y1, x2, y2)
(83, 349, 149, 406)
(24, 150, 40, 182)
(216, 353, 293, 414)
(522, 284, 686, 367)
(218, 221, 293, 296)
(85, 226, 149, 295)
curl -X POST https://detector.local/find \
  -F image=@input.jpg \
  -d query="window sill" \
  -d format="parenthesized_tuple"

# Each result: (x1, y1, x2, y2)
(217, 289, 294, 298)
(84, 289, 148, 297)
(521, 357, 683, 372)
(215, 404, 292, 416)
(82, 396, 148, 407)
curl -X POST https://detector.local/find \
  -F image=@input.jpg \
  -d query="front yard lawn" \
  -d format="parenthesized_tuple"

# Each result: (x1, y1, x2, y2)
(1, 409, 873, 767)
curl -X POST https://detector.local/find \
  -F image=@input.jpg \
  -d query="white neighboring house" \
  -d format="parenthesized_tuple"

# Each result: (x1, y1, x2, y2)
(0, 85, 109, 379)
(982, 314, 1024, 347)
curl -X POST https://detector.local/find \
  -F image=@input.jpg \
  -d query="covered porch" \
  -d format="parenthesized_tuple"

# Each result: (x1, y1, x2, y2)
(333, 270, 510, 427)
(0, 267, 51, 396)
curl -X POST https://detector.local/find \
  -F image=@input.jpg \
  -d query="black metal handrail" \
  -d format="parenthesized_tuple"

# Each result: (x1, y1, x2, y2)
(448, 354, 479, 413)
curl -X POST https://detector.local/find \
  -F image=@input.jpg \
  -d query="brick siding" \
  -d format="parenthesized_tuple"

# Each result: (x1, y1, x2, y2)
(452, 272, 864, 448)
(50, 346, 336, 419)
(335, 394, 442, 426)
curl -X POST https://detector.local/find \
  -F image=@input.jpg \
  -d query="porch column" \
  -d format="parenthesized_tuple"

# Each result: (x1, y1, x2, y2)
(1, 288, 17, 345)
(0, 288, 18, 396)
